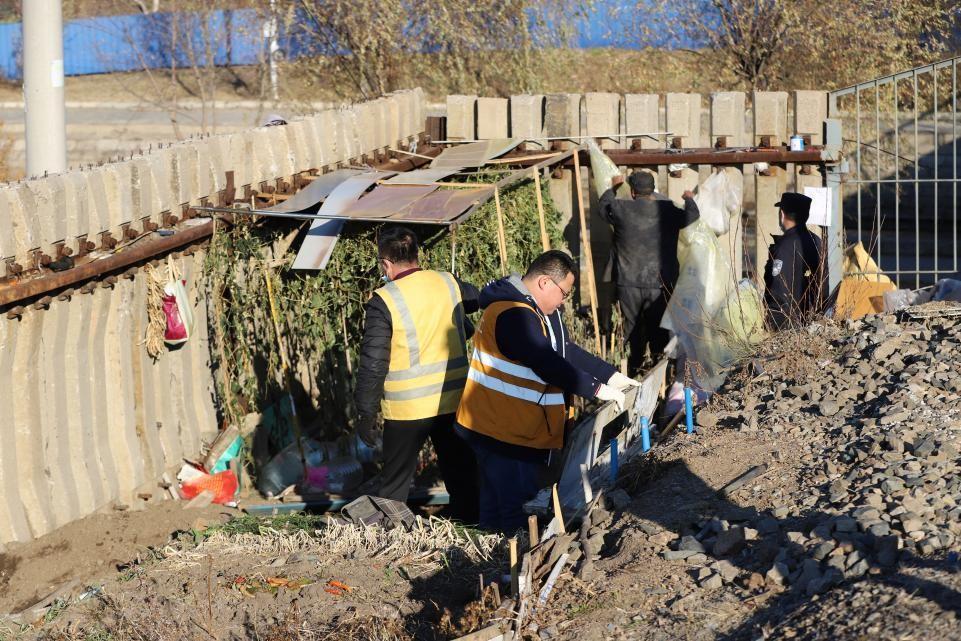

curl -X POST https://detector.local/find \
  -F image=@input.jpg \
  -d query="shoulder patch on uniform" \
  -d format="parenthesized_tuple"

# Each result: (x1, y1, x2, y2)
(772, 259, 784, 277)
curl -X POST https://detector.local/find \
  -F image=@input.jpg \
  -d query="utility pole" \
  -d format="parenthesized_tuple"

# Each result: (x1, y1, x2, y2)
(23, 0, 67, 177)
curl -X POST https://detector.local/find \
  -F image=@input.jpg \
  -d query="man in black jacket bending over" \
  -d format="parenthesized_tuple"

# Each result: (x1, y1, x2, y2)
(598, 172, 699, 373)
(353, 226, 480, 522)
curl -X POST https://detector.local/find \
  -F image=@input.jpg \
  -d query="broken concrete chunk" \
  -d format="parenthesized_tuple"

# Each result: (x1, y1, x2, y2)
(713, 526, 747, 556)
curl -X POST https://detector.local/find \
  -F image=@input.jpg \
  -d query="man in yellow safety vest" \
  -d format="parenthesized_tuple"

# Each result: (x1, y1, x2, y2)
(354, 226, 480, 522)
(455, 250, 639, 532)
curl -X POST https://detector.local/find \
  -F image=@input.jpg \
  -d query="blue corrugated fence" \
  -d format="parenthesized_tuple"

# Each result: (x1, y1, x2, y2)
(0, 4, 628, 82)
(0, 9, 269, 81)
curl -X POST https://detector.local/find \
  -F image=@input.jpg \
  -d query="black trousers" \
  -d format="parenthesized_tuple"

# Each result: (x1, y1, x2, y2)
(617, 285, 670, 374)
(380, 413, 479, 523)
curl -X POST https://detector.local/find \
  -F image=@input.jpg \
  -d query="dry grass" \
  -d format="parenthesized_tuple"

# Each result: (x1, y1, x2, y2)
(17, 515, 508, 641)
(161, 515, 503, 572)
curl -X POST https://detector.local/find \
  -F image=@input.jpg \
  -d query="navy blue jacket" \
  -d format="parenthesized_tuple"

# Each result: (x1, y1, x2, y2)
(456, 275, 616, 460)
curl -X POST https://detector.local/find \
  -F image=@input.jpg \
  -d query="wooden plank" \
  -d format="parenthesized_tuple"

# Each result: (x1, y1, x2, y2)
(551, 484, 565, 533)
(509, 537, 519, 596)
(537, 553, 570, 606)
(572, 148, 601, 354)
(532, 169, 549, 251)
(493, 186, 508, 273)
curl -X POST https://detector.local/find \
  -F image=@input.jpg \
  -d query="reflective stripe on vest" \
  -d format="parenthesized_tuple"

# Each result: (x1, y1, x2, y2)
(456, 300, 566, 450)
(466, 367, 565, 406)
(374, 270, 467, 421)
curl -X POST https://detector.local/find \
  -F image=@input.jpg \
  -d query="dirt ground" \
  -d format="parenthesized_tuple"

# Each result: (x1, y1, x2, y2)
(1, 512, 505, 641)
(0, 502, 232, 616)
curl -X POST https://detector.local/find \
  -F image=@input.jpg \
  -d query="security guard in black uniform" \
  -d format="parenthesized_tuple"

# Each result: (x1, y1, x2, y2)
(763, 192, 824, 330)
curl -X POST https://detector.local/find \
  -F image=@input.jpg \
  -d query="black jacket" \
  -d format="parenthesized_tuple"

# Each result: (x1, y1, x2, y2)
(354, 269, 479, 425)
(763, 225, 824, 330)
(597, 189, 700, 290)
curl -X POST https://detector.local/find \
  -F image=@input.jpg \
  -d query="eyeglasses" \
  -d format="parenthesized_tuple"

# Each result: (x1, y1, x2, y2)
(549, 278, 572, 301)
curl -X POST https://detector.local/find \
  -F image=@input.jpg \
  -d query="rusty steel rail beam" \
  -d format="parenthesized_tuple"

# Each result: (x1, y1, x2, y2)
(496, 146, 828, 167)
(0, 143, 440, 311)
(0, 222, 214, 309)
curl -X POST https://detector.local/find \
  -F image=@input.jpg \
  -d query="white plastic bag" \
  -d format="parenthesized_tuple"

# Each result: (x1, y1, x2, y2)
(587, 140, 632, 199)
(662, 219, 765, 391)
(694, 169, 742, 236)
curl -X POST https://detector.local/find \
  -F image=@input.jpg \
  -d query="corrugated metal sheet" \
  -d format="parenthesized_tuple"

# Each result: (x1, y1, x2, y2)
(291, 171, 396, 271)
(394, 186, 494, 221)
(338, 185, 437, 220)
(269, 169, 364, 214)
(430, 139, 521, 169)
(383, 168, 460, 184)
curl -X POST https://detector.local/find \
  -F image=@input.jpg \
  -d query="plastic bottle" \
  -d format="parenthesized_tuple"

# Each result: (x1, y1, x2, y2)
(257, 441, 310, 497)
(304, 457, 364, 494)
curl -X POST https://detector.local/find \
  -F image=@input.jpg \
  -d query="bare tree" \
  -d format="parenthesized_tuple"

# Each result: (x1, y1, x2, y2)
(292, 0, 590, 100)
(620, 0, 956, 91)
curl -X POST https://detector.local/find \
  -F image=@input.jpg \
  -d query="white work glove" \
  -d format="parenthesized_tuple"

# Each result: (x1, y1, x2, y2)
(608, 371, 641, 390)
(595, 384, 626, 412)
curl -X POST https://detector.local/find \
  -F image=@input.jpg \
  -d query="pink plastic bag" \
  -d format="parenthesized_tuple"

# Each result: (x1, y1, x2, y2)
(162, 278, 193, 345)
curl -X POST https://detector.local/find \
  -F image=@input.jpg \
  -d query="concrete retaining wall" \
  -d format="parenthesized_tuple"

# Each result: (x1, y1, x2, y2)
(446, 90, 828, 280)
(0, 89, 425, 546)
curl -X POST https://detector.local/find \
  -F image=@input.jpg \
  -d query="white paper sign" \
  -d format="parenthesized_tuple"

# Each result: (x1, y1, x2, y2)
(804, 186, 832, 227)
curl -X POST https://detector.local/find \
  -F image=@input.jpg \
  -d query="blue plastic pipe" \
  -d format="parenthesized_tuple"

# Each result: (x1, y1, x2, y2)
(610, 438, 618, 484)
(641, 417, 651, 452)
(685, 387, 695, 434)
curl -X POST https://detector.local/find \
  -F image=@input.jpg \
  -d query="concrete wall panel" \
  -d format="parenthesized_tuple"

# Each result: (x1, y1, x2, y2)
(339, 108, 361, 163)
(103, 162, 134, 238)
(666, 94, 702, 203)
(0, 187, 21, 259)
(753, 91, 789, 145)
(0, 92, 425, 545)
(11, 309, 54, 536)
(10, 183, 42, 262)
(194, 139, 215, 200)
(285, 120, 314, 174)
(584, 93, 622, 149)
(74, 292, 110, 510)
(42, 299, 81, 526)
(111, 280, 146, 495)
(711, 92, 748, 277)
(63, 291, 100, 515)
(510, 94, 545, 149)
(447, 95, 477, 140)
(61, 171, 90, 244)
(0, 318, 33, 542)
(128, 268, 164, 481)
(383, 96, 401, 147)
(624, 94, 660, 150)
(477, 97, 509, 140)
(88, 286, 123, 504)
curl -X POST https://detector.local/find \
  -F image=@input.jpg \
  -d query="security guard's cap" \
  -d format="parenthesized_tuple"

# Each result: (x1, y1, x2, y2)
(775, 192, 812, 219)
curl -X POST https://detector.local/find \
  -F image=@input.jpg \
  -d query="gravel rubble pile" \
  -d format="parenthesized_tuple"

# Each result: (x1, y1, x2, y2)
(564, 309, 961, 640)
